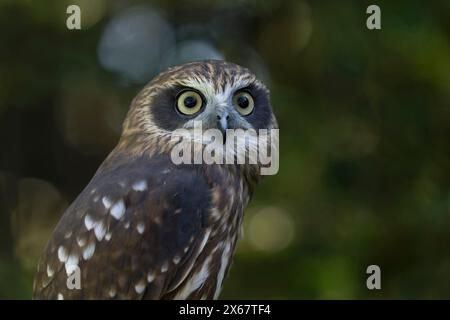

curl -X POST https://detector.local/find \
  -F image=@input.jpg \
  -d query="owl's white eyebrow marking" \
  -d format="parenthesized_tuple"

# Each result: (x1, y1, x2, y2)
(110, 199, 125, 220)
(58, 246, 68, 262)
(47, 265, 54, 277)
(94, 221, 107, 241)
(57, 293, 64, 300)
(84, 214, 95, 230)
(65, 254, 79, 276)
(102, 196, 112, 209)
(136, 222, 145, 234)
(82, 242, 96, 260)
(132, 180, 147, 192)
(134, 280, 146, 294)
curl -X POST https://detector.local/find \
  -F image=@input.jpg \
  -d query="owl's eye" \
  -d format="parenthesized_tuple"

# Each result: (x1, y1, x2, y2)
(176, 91, 203, 115)
(233, 91, 254, 116)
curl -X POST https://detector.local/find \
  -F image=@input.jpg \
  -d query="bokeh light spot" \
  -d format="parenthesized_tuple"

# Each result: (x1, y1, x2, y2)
(97, 6, 175, 83)
(247, 206, 295, 252)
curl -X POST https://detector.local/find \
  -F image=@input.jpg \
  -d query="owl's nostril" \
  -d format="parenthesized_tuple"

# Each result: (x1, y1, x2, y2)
(217, 114, 230, 120)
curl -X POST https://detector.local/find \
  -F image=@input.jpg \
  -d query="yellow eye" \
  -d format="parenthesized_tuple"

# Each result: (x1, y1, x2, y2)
(233, 91, 254, 116)
(176, 91, 203, 115)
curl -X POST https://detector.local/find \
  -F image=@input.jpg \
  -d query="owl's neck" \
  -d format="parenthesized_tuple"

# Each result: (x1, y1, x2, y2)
(115, 132, 262, 192)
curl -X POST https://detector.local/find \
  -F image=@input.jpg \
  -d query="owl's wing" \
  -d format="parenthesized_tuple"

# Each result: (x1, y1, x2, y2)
(33, 156, 214, 299)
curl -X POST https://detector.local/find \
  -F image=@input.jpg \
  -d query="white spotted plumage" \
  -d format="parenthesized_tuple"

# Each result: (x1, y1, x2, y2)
(110, 199, 125, 220)
(47, 265, 54, 277)
(132, 180, 147, 192)
(57, 246, 68, 262)
(84, 214, 95, 230)
(82, 242, 96, 260)
(94, 221, 107, 241)
(147, 272, 155, 283)
(136, 222, 145, 234)
(135, 280, 146, 294)
(102, 196, 112, 209)
(65, 254, 79, 276)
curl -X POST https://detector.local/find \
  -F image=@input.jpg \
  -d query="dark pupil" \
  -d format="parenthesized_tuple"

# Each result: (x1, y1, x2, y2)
(237, 95, 249, 108)
(184, 95, 197, 108)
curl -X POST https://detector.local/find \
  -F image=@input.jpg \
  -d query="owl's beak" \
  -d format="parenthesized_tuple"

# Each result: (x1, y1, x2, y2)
(216, 111, 230, 143)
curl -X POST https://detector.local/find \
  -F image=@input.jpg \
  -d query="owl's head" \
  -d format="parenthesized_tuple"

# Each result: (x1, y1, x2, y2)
(119, 60, 277, 158)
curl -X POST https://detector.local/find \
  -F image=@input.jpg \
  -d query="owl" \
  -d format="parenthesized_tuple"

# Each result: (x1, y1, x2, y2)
(33, 60, 278, 299)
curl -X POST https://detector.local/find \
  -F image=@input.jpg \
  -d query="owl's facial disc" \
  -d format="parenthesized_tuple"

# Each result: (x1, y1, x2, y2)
(172, 86, 252, 133)
(149, 82, 271, 134)
(180, 83, 267, 134)
(146, 61, 273, 137)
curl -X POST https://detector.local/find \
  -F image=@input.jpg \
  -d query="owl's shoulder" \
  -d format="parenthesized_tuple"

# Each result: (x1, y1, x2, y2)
(33, 154, 224, 299)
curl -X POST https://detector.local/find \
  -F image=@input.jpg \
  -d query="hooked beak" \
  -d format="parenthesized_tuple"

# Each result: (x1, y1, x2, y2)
(217, 111, 230, 144)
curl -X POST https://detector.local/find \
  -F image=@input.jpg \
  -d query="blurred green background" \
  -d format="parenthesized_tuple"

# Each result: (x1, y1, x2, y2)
(0, 0, 449, 299)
